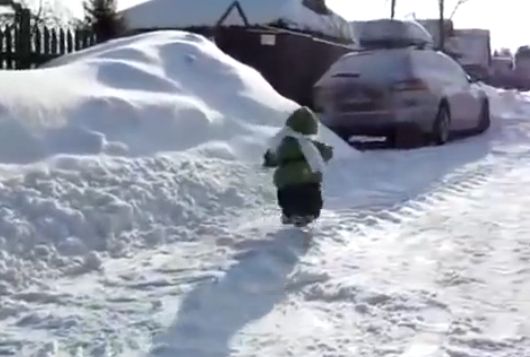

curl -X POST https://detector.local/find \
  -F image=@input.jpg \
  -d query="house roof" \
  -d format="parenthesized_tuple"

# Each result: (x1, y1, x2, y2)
(120, 0, 355, 42)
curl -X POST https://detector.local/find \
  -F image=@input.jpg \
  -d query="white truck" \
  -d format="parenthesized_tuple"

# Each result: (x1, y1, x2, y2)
(416, 20, 491, 81)
(448, 29, 492, 80)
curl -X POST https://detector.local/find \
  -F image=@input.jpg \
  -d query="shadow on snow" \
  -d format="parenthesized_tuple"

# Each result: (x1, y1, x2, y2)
(148, 228, 311, 357)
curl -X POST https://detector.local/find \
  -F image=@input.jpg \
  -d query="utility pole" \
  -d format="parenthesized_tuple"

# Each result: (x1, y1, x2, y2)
(438, 0, 445, 51)
(391, 0, 396, 19)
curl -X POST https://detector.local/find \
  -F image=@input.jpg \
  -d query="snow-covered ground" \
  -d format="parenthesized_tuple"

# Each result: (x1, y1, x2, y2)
(1, 29, 530, 357)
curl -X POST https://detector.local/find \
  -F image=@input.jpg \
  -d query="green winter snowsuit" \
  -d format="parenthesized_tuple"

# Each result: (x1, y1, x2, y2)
(263, 106, 333, 189)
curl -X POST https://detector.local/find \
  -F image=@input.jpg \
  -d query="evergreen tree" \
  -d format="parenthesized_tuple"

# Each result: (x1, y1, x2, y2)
(83, 0, 125, 43)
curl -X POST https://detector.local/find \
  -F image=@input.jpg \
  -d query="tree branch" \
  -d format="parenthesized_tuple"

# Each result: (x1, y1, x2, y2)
(449, 0, 471, 19)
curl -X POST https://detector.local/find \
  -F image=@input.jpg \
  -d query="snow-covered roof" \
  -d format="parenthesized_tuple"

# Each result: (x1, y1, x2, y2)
(120, 0, 355, 42)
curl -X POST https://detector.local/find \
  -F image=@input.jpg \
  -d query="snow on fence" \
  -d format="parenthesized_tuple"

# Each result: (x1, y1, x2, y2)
(0, 8, 96, 70)
(0, 25, 96, 69)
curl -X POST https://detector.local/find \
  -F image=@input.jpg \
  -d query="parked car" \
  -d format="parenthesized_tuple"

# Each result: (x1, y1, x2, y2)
(313, 47, 491, 146)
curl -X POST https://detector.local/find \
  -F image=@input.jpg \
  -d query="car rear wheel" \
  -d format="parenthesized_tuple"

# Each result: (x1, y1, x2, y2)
(432, 104, 450, 145)
(476, 99, 490, 133)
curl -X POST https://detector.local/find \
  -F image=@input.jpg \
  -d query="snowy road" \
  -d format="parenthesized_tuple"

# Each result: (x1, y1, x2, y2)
(212, 108, 530, 357)
(3, 96, 530, 357)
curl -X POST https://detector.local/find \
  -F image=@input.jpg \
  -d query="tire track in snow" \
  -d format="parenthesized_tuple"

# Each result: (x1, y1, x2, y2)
(327, 112, 530, 238)
(214, 151, 499, 356)
(315, 158, 496, 243)
(269, 119, 530, 356)
(322, 132, 530, 241)
(288, 148, 530, 357)
(224, 156, 498, 249)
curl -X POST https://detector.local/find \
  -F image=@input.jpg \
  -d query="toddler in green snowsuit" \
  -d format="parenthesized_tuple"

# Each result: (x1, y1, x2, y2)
(263, 106, 333, 225)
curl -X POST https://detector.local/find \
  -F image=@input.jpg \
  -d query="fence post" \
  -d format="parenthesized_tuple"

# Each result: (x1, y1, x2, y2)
(16, 8, 31, 69)
(6, 26, 13, 69)
(0, 29, 4, 69)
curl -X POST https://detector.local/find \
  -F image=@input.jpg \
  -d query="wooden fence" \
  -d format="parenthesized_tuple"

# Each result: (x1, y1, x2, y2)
(0, 8, 96, 70)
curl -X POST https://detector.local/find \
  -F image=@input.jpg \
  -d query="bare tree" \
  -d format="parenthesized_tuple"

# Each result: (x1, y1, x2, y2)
(449, 0, 472, 19)
(439, 0, 445, 50)
(0, 0, 64, 31)
(391, 0, 397, 19)
(24, 0, 64, 27)
(438, 0, 473, 50)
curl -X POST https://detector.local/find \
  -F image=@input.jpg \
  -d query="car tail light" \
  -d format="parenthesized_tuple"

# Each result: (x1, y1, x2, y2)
(391, 78, 428, 91)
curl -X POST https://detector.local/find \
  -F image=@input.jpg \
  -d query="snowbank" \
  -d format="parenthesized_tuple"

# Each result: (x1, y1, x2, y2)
(120, 0, 355, 42)
(482, 83, 530, 118)
(0, 30, 348, 164)
(0, 30, 352, 295)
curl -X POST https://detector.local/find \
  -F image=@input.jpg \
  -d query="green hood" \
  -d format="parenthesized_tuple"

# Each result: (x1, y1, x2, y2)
(285, 106, 318, 135)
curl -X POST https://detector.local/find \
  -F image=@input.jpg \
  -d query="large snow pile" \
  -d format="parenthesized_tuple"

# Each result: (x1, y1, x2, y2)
(0, 30, 351, 301)
(1, 30, 348, 163)
(482, 83, 530, 118)
(120, 0, 355, 42)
